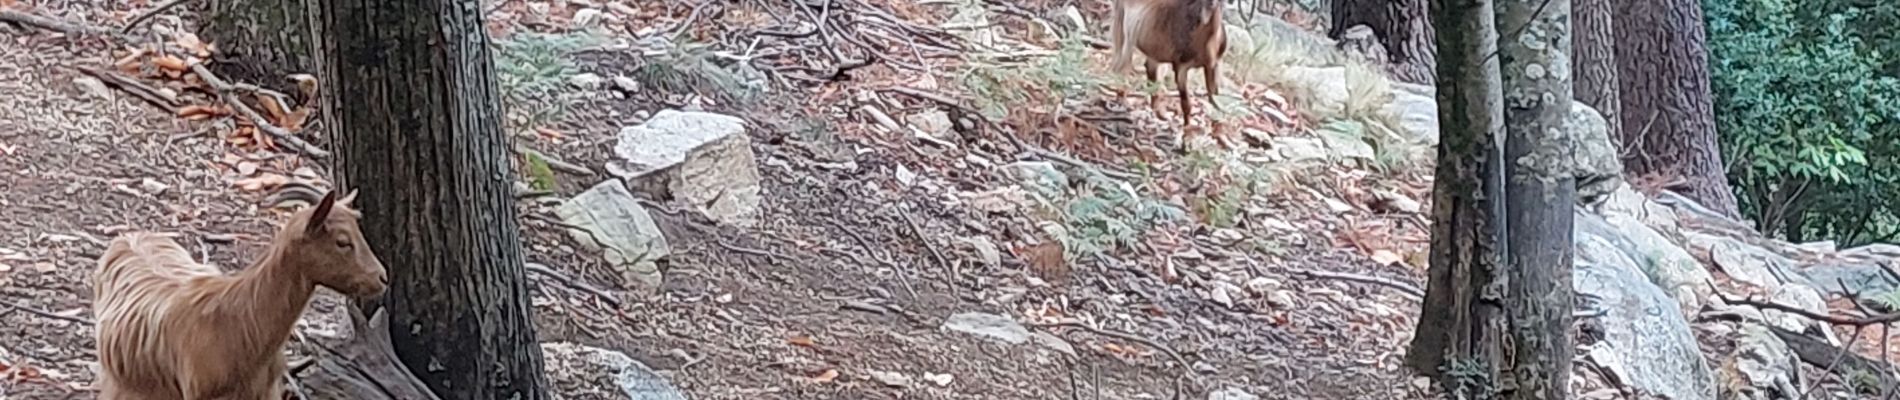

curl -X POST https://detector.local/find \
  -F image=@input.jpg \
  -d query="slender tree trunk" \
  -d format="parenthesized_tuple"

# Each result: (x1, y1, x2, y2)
(1497, 0, 1576, 396)
(1329, 0, 1437, 85)
(1614, 0, 1740, 218)
(315, 0, 551, 398)
(1405, 0, 1507, 390)
(1570, 0, 1618, 146)
(192, 0, 317, 95)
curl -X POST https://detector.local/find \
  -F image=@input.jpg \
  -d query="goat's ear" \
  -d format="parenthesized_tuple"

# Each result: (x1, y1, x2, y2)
(337, 188, 360, 209)
(306, 190, 339, 235)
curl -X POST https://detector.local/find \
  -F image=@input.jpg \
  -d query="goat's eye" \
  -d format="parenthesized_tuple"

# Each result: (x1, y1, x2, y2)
(337, 240, 353, 249)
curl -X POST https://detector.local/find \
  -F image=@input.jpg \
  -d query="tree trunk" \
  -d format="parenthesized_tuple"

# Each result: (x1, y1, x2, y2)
(314, 0, 551, 398)
(1614, 0, 1740, 218)
(1405, 0, 1507, 390)
(193, 0, 317, 95)
(1329, 0, 1436, 85)
(1570, 0, 1618, 146)
(1497, 0, 1576, 396)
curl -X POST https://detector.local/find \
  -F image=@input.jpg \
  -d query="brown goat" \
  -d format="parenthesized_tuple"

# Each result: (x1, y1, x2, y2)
(1109, 0, 1228, 129)
(92, 189, 388, 400)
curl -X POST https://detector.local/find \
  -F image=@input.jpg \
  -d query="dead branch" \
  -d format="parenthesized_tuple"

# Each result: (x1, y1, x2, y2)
(898, 208, 952, 295)
(297, 307, 443, 400)
(513, 146, 595, 176)
(1767, 324, 1900, 392)
(524, 262, 622, 309)
(74, 65, 181, 114)
(1288, 268, 1426, 300)
(187, 63, 331, 158)
(122, 0, 195, 34)
(0, 9, 140, 43)
(0, 298, 95, 325)
(1713, 284, 1900, 326)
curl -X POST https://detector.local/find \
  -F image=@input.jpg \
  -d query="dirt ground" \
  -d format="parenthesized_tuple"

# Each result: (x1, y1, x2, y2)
(0, 0, 1438, 399)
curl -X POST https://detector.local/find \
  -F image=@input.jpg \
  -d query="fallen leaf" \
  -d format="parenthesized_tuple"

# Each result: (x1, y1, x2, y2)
(283, 107, 312, 132)
(256, 93, 289, 125)
(1370, 250, 1403, 266)
(810, 369, 838, 383)
(173, 32, 210, 58)
(152, 55, 188, 72)
(233, 173, 288, 191)
(787, 335, 817, 348)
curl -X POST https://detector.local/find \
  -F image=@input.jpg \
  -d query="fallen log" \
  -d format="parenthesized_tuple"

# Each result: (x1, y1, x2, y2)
(294, 306, 442, 400)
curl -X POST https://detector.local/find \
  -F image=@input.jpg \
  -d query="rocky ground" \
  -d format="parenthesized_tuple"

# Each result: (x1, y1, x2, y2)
(1, 0, 1893, 399)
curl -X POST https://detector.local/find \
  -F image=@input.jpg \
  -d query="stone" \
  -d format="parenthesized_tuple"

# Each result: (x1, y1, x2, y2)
(1706, 237, 1806, 290)
(1570, 101, 1622, 205)
(1597, 182, 1682, 233)
(1268, 137, 1330, 163)
(1279, 66, 1349, 115)
(607, 110, 763, 227)
(1763, 285, 1829, 340)
(941, 312, 1030, 345)
(1574, 212, 1718, 400)
(569, 73, 605, 89)
(1209, 388, 1259, 400)
(1577, 210, 1710, 315)
(1003, 161, 1067, 200)
(558, 181, 671, 293)
(571, 8, 604, 28)
(868, 370, 911, 387)
(612, 76, 640, 93)
(1719, 325, 1799, 399)
(1224, 24, 1255, 59)
(72, 76, 111, 99)
(906, 109, 953, 137)
(1383, 82, 1437, 145)
(1314, 120, 1377, 160)
(542, 342, 687, 400)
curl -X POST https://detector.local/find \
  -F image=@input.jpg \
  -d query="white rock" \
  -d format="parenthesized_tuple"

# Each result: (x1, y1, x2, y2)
(571, 8, 604, 28)
(542, 342, 687, 400)
(608, 110, 763, 227)
(868, 370, 911, 387)
(569, 72, 604, 89)
(941, 312, 1030, 344)
(557, 181, 670, 293)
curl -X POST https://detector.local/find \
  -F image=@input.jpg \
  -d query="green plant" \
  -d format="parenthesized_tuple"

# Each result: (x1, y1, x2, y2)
(633, 40, 761, 107)
(960, 35, 1108, 122)
(1708, 0, 1900, 244)
(1053, 171, 1188, 259)
(494, 31, 601, 132)
(523, 152, 557, 191)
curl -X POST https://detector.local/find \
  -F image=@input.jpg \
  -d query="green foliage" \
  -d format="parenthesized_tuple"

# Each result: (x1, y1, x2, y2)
(633, 40, 762, 107)
(494, 32, 601, 132)
(960, 35, 1108, 121)
(1708, 0, 1900, 244)
(523, 152, 557, 192)
(1056, 171, 1188, 260)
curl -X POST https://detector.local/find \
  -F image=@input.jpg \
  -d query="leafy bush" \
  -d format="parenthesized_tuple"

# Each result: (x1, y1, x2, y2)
(494, 32, 601, 132)
(1708, 0, 1900, 244)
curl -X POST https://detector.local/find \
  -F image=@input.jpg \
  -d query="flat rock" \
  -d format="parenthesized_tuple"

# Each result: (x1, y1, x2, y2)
(1384, 82, 1437, 145)
(607, 110, 763, 227)
(557, 180, 670, 293)
(1574, 211, 1717, 400)
(542, 342, 687, 400)
(1718, 325, 1799, 399)
(942, 312, 1030, 345)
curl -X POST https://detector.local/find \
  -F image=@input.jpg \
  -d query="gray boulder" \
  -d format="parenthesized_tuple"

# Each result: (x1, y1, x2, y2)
(1718, 325, 1799, 400)
(542, 342, 687, 400)
(608, 110, 763, 227)
(1570, 102, 1621, 205)
(1574, 211, 1717, 400)
(558, 181, 670, 294)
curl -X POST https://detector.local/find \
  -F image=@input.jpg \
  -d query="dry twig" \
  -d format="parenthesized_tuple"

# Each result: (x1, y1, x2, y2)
(0, 298, 94, 325)
(122, 0, 195, 34)
(74, 65, 181, 114)
(524, 262, 622, 309)
(1288, 268, 1426, 299)
(188, 64, 331, 158)
(0, 9, 139, 42)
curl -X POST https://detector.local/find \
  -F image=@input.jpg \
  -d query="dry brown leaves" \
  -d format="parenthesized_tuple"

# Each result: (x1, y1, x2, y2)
(107, 33, 314, 153)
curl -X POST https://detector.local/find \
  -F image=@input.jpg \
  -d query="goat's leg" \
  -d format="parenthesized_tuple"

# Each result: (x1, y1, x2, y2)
(1203, 63, 1222, 112)
(1174, 63, 1193, 129)
(1144, 59, 1161, 114)
(1109, 0, 1131, 74)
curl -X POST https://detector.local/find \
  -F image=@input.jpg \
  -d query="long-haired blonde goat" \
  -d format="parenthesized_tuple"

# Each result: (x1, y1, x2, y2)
(92, 189, 388, 400)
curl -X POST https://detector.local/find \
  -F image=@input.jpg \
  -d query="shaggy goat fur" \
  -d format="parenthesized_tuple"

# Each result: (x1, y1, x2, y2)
(1109, 0, 1228, 129)
(92, 189, 387, 400)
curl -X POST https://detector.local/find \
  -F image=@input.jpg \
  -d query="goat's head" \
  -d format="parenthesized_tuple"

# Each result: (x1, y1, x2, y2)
(282, 189, 388, 299)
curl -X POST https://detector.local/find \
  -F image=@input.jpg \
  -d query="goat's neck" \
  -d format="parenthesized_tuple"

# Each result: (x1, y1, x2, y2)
(221, 245, 316, 355)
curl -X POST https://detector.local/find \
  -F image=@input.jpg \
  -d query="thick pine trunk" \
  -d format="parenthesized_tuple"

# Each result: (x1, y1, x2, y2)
(1405, 0, 1507, 386)
(1497, 0, 1576, 396)
(1614, 0, 1740, 218)
(315, 0, 551, 398)
(1570, 0, 1618, 145)
(193, 0, 316, 95)
(1329, 0, 1436, 85)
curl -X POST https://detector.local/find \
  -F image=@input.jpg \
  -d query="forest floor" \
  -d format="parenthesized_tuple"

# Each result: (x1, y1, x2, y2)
(0, 0, 1443, 399)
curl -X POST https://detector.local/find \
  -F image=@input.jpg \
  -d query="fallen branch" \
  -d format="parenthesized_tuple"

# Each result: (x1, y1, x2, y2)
(1768, 324, 1900, 392)
(122, 0, 195, 34)
(899, 208, 951, 295)
(186, 63, 330, 158)
(1288, 268, 1426, 300)
(1713, 283, 1900, 327)
(0, 298, 94, 325)
(74, 65, 181, 114)
(514, 146, 595, 176)
(524, 262, 622, 309)
(0, 9, 139, 43)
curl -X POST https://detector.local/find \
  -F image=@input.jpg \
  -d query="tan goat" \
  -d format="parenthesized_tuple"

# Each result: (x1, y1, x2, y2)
(1109, 0, 1229, 129)
(92, 189, 388, 400)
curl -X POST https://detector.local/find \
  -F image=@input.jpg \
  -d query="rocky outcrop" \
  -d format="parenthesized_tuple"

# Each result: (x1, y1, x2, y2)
(607, 110, 763, 227)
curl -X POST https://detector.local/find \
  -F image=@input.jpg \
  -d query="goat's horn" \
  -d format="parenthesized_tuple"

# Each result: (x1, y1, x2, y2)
(338, 189, 360, 208)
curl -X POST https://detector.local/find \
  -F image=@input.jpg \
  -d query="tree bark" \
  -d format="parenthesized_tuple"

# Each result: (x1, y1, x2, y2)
(315, 0, 551, 398)
(1497, 0, 1576, 396)
(1405, 0, 1507, 390)
(1329, 0, 1437, 85)
(1570, 0, 1618, 146)
(1614, 0, 1740, 218)
(192, 0, 317, 95)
